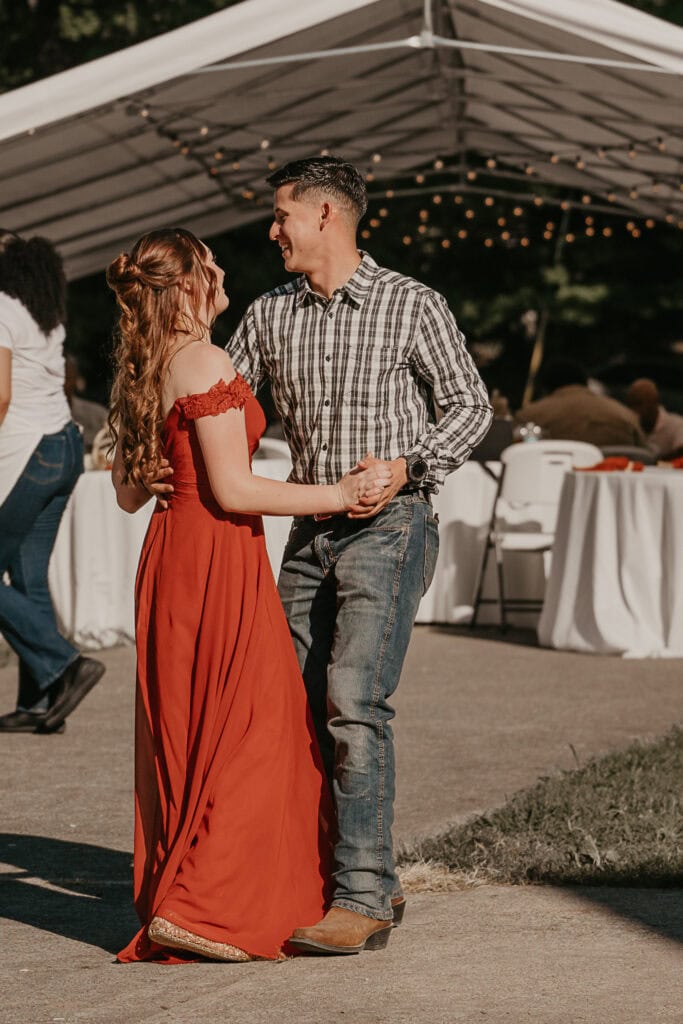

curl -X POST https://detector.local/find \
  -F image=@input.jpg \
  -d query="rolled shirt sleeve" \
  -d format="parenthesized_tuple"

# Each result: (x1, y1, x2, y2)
(408, 291, 493, 486)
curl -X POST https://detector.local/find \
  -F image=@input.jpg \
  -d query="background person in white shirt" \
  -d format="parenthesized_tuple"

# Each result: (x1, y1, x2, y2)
(0, 231, 104, 734)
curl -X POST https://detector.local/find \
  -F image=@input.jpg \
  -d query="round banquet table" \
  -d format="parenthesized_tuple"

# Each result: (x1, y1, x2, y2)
(537, 469, 683, 657)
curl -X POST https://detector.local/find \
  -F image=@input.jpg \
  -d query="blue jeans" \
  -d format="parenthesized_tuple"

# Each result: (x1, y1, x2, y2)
(278, 492, 439, 920)
(0, 422, 83, 709)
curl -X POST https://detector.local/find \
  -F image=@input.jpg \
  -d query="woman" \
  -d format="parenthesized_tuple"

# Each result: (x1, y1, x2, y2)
(107, 228, 389, 963)
(0, 230, 105, 734)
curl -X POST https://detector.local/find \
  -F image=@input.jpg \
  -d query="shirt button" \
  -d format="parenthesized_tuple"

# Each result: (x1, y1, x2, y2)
(327, 311, 334, 318)
(325, 355, 331, 362)
(324, 399, 330, 407)
(322, 443, 328, 451)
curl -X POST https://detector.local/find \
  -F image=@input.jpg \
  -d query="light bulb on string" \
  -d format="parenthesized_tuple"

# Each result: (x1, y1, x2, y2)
(657, 138, 666, 152)
(533, 197, 543, 207)
(267, 158, 277, 171)
(606, 192, 615, 202)
(402, 235, 412, 245)
(581, 194, 591, 204)
(371, 153, 382, 164)
(241, 189, 255, 200)
(513, 206, 523, 217)
(441, 239, 451, 249)
(260, 139, 270, 150)
(386, 189, 394, 198)
(361, 229, 371, 239)
(524, 164, 534, 175)
(497, 217, 506, 227)
(628, 145, 637, 159)
(645, 219, 655, 229)
(433, 157, 444, 170)
(415, 173, 425, 184)
(419, 209, 429, 222)
(369, 218, 381, 228)
(433, 195, 443, 205)
(543, 231, 553, 240)
(320, 148, 330, 157)
(466, 170, 477, 181)
(501, 230, 511, 241)
(486, 157, 497, 169)
(586, 227, 595, 237)
(626, 221, 636, 230)
(199, 125, 209, 137)
(550, 153, 560, 164)
(484, 196, 494, 207)
(597, 147, 606, 159)
(575, 156, 585, 170)
(602, 227, 613, 237)
(484, 238, 493, 248)
(366, 171, 375, 182)
(214, 149, 224, 161)
(379, 208, 389, 217)
(457, 229, 468, 239)
(665, 213, 674, 223)
(631, 228, 641, 238)
(561, 200, 570, 211)
(454, 195, 463, 205)
(232, 159, 241, 171)
(417, 224, 428, 235)
(520, 238, 530, 247)
(629, 189, 639, 199)
(465, 209, 475, 220)
(180, 144, 190, 156)
(565, 233, 575, 243)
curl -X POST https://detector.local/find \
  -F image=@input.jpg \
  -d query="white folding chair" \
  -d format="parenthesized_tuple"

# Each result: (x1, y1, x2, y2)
(253, 437, 291, 460)
(470, 440, 602, 628)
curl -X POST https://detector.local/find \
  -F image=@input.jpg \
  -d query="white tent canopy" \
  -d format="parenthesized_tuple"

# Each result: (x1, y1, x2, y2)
(0, 0, 681, 278)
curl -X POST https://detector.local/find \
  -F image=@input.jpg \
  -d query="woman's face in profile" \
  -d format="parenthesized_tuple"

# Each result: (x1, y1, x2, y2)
(201, 244, 229, 319)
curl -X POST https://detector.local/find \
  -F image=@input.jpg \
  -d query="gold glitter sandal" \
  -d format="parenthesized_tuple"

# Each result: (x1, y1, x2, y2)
(148, 916, 253, 962)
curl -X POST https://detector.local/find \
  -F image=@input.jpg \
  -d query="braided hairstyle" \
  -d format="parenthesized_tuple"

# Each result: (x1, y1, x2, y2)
(106, 227, 218, 487)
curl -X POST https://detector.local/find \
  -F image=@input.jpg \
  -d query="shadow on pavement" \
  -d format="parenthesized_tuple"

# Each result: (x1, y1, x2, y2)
(567, 886, 683, 946)
(429, 623, 540, 647)
(0, 833, 137, 955)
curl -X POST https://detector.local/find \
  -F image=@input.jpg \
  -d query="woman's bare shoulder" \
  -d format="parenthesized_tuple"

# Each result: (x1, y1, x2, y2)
(168, 341, 236, 399)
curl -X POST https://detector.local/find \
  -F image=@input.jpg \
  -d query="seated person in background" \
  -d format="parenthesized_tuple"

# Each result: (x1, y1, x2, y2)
(64, 354, 108, 452)
(625, 378, 683, 459)
(515, 359, 644, 448)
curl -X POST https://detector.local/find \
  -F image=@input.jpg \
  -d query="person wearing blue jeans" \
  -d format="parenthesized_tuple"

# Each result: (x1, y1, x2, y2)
(0, 230, 105, 733)
(228, 158, 492, 953)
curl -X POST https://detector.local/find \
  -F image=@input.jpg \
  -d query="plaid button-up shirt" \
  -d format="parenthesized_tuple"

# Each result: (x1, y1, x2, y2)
(228, 253, 492, 491)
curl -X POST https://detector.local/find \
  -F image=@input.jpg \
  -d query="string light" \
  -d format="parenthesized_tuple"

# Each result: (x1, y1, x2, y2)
(566, 233, 576, 242)
(543, 230, 553, 240)
(457, 229, 468, 239)
(501, 230, 511, 240)
(657, 138, 666, 152)
(366, 171, 375, 182)
(597, 147, 606, 159)
(575, 156, 585, 170)
(369, 218, 381, 228)
(454, 195, 463, 205)
(415, 173, 425, 184)
(486, 157, 497, 169)
(417, 224, 428, 235)
(629, 189, 639, 199)
(419, 209, 429, 222)
(433, 194, 443, 205)
(199, 125, 209, 136)
(484, 196, 494, 207)
(372, 153, 382, 164)
(533, 197, 543, 207)
(402, 235, 412, 245)
(320, 148, 330, 157)
(497, 217, 506, 227)
(465, 209, 475, 220)
(550, 154, 560, 164)
(484, 238, 494, 248)
(466, 170, 477, 181)
(628, 146, 637, 158)
(441, 239, 451, 249)
(214, 149, 224, 161)
(232, 159, 241, 171)
(524, 164, 535, 175)
(645, 219, 655, 229)
(520, 237, 530, 247)
(581, 194, 591, 204)
(513, 206, 523, 217)
(586, 227, 595, 236)
(379, 208, 389, 217)
(361, 229, 371, 239)
(385, 189, 394, 199)
(434, 157, 444, 170)
(260, 139, 270, 150)
(241, 189, 255, 200)
(602, 227, 613, 237)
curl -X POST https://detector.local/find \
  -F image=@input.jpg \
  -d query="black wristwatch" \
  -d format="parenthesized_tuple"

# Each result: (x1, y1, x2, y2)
(402, 454, 429, 485)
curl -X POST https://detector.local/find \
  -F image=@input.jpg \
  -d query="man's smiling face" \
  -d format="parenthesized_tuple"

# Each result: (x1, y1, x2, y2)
(268, 184, 323, 274)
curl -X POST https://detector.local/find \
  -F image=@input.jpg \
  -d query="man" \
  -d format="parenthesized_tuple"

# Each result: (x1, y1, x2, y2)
(626, 378, 683, 459)
(228, 157, 492, 954)
(515, 359, 644, 448)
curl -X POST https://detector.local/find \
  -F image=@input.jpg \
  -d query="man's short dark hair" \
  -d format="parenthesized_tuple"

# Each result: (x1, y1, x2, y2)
(266, 157, 368, 223)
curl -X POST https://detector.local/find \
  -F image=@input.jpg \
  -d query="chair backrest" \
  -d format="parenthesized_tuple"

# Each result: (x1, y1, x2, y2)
(254, 437, 292, 460)
(469, 418, 514, 462)
(498, 440, 602, 531)
(600, 444, 657, 465)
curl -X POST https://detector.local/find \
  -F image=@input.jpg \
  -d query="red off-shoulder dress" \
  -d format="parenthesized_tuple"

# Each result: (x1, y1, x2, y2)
(117, 376, 333, 963)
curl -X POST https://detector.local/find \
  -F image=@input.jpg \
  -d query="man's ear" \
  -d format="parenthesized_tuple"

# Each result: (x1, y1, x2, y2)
(319, 201, 332, 230)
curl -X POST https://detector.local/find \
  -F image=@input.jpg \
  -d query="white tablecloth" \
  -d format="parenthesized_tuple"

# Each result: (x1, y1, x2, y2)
(537, 469, 683, 657)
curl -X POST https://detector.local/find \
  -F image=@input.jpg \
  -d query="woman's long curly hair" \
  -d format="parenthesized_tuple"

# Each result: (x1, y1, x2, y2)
(0, 230, 67, 332)
(107, 227, 218, 487)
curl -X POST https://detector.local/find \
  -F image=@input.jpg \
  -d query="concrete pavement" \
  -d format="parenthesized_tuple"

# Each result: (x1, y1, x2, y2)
(1, 628, 681, 1024)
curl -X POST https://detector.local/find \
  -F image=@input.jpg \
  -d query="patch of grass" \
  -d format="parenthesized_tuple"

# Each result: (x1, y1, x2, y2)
(399, 726, 683, 887)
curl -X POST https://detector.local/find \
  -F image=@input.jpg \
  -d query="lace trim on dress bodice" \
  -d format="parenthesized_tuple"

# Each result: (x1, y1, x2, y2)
(176, 374, 252, 421)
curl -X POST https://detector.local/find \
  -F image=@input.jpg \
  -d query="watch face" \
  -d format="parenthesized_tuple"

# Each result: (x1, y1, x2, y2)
(408, 457, 428, 481)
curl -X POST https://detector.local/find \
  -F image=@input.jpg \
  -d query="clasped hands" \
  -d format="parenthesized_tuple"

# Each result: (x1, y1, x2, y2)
(341, 453, 408, 519)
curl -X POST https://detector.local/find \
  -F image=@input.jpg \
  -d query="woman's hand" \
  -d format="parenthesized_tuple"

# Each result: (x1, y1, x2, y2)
(338, 455, 392, 511)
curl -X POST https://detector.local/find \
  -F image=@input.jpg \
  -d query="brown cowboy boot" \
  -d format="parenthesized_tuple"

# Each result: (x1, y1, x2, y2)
(289, 907, 392, 955)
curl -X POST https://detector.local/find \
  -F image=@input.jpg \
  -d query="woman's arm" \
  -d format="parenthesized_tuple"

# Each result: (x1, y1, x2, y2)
(186, 346, 388, 516)
(0, 347, 11, 427)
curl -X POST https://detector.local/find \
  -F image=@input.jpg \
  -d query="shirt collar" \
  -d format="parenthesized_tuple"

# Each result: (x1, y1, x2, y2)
(294, 251, 378, 309)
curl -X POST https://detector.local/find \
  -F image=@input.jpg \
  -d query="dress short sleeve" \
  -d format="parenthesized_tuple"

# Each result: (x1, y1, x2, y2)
(177, 374, 252, 421)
